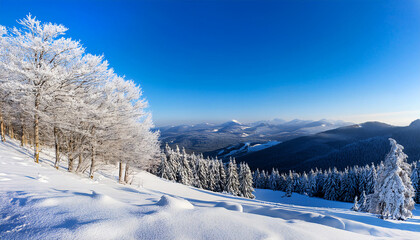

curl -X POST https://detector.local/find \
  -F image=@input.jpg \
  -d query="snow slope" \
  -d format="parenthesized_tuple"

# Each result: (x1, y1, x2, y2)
(1, 139, 420, 239)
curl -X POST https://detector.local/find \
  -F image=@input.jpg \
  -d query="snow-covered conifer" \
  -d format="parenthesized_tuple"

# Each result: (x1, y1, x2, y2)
(367, 138, 415, 220)
(351, 196, 359, 211)
(239, 163, 255, 199)
(226, 158, 240, 196)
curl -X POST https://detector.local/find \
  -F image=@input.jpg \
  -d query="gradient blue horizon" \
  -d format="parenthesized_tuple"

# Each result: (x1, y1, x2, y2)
(1, 0, 420, 126)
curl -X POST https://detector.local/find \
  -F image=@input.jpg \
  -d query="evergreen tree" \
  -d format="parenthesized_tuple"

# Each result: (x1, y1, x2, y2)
(269, 168, 279, 190)
(366, 163, 377, 194)
(367, 138, 415, 220)
(308, 169, 317, 197)
(351, 196, 359, 211)
(359, 191, 368, 212)
(226, 158, 240, 196)
(159, 153, 173, 180)
(239, 163, 255, 199)
(300, 172, 310, 195)
(252, 169, 260, 188)
(208, 160, 218, 191)
(178, 148, 193, 185)
(260, 170, 268, 189)
(411, 161, 420, 203)
(197, 159, 209, 189)
(324, 168, 340, 201)
(285, 171, 293, 197)
(218, 160, 227, 192)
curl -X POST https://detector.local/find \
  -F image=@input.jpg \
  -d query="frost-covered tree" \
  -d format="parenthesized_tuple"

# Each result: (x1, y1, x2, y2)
(367, 138, 415, 220)
(226, 158, 240, 196)
(351, 196, 359, 211)
(0, 15, 108, 163)
(269, 168, 280, 190)
(178, 148, 193, 185)
(0, 15, 160, 182)
(208, 160, 218, 191)
(197, 158, 209, 189)
(411, 161, 420, 203)
(218, 160, 227, 192)
(308, 169, 317, 197)
(359, 191, 368, 212)
(252, 169, 260, 188)
(239, 163, 255, 199)
(285, 171, 293, 197)
(324, 168, 340, 201)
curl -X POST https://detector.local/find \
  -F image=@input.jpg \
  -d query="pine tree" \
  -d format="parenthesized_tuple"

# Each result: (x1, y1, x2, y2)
(178, 148, 193, 185)
(324, 168, 340, 201)
(351, 196, 359, 211)
(285, 171, 293, 197)
(252, 169, 260, 188)
(197, 158, 209, 189)
(366, 163, 377, 194)
(308, 169, 317, 197)
(367, 138, 415, 220)
(218, 160, 227, 192)
(239, 163, 255, 199)
(226, 158, 240, 196)
(300, 172, 310, 195)
(209, 160, 219, 192)
(159, 153, 171, 180)
(260, 170, 268, 189)
(359, 191, 368, 212)
(208, 160, 218, 191)
(269, 168, 279, 190)
(411, 161, 420, 203)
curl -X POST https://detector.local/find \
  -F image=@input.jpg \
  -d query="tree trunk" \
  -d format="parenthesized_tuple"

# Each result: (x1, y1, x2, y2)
(119, 161, 124, 184)
(89, 126, 96, 179)
(124, 163, 130, 184)
(54, 127, 60, 169)
(0, 114, 5, 142)
(34, 94, 40, 163)
(89, 144, 95, 179)
(76, 152, 83, 173)
(21, 125, 25, 147)
(10, 126, 14, 139)
(68, 137, 75, 172)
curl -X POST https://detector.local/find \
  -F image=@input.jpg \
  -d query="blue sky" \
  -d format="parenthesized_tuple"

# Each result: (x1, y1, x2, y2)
(1, 0, 420, 126)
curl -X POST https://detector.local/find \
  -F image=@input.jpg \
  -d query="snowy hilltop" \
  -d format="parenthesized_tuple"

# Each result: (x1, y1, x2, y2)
(1, 139, 420, 239)
(158, 119, 350, 153)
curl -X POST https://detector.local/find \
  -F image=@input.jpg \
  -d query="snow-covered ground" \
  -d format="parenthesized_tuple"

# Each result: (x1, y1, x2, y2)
(1, 139, 420, 239)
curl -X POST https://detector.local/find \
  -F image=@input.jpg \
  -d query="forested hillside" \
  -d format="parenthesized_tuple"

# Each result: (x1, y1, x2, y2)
(238, 121, 420, 172)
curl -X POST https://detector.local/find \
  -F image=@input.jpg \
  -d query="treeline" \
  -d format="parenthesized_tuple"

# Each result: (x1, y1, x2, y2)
(0, 15, 160, 182)
(253, 156, 420, 204)
(158, 144, 255, 199)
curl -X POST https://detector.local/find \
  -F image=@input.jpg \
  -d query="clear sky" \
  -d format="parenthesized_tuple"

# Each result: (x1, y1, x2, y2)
(1, 0, 420, 126)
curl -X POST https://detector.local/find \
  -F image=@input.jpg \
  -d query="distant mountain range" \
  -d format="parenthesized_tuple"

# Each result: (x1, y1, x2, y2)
(157, 119, 352, 153)
(236, 120, 420, 173)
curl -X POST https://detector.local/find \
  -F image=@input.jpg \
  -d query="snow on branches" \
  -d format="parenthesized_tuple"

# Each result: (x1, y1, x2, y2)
(367, 138, 415, 220)
(159, 145, 255, 199)
(0, 15, 159, 181)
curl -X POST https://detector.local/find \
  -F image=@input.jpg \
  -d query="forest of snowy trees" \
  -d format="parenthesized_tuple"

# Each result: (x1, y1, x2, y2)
(0, 15, 160, 182)
(158, 144, 255, 199)
(254, 138, 418, 220)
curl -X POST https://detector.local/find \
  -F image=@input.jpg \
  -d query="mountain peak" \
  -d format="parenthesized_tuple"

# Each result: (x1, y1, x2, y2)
(409, 119, 420, 128)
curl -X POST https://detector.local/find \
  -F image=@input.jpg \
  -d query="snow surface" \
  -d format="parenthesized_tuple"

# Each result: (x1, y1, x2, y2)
(1, 139, 420, 239)
(221, 141, 280, 158)
(248, 141, 280, 152)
